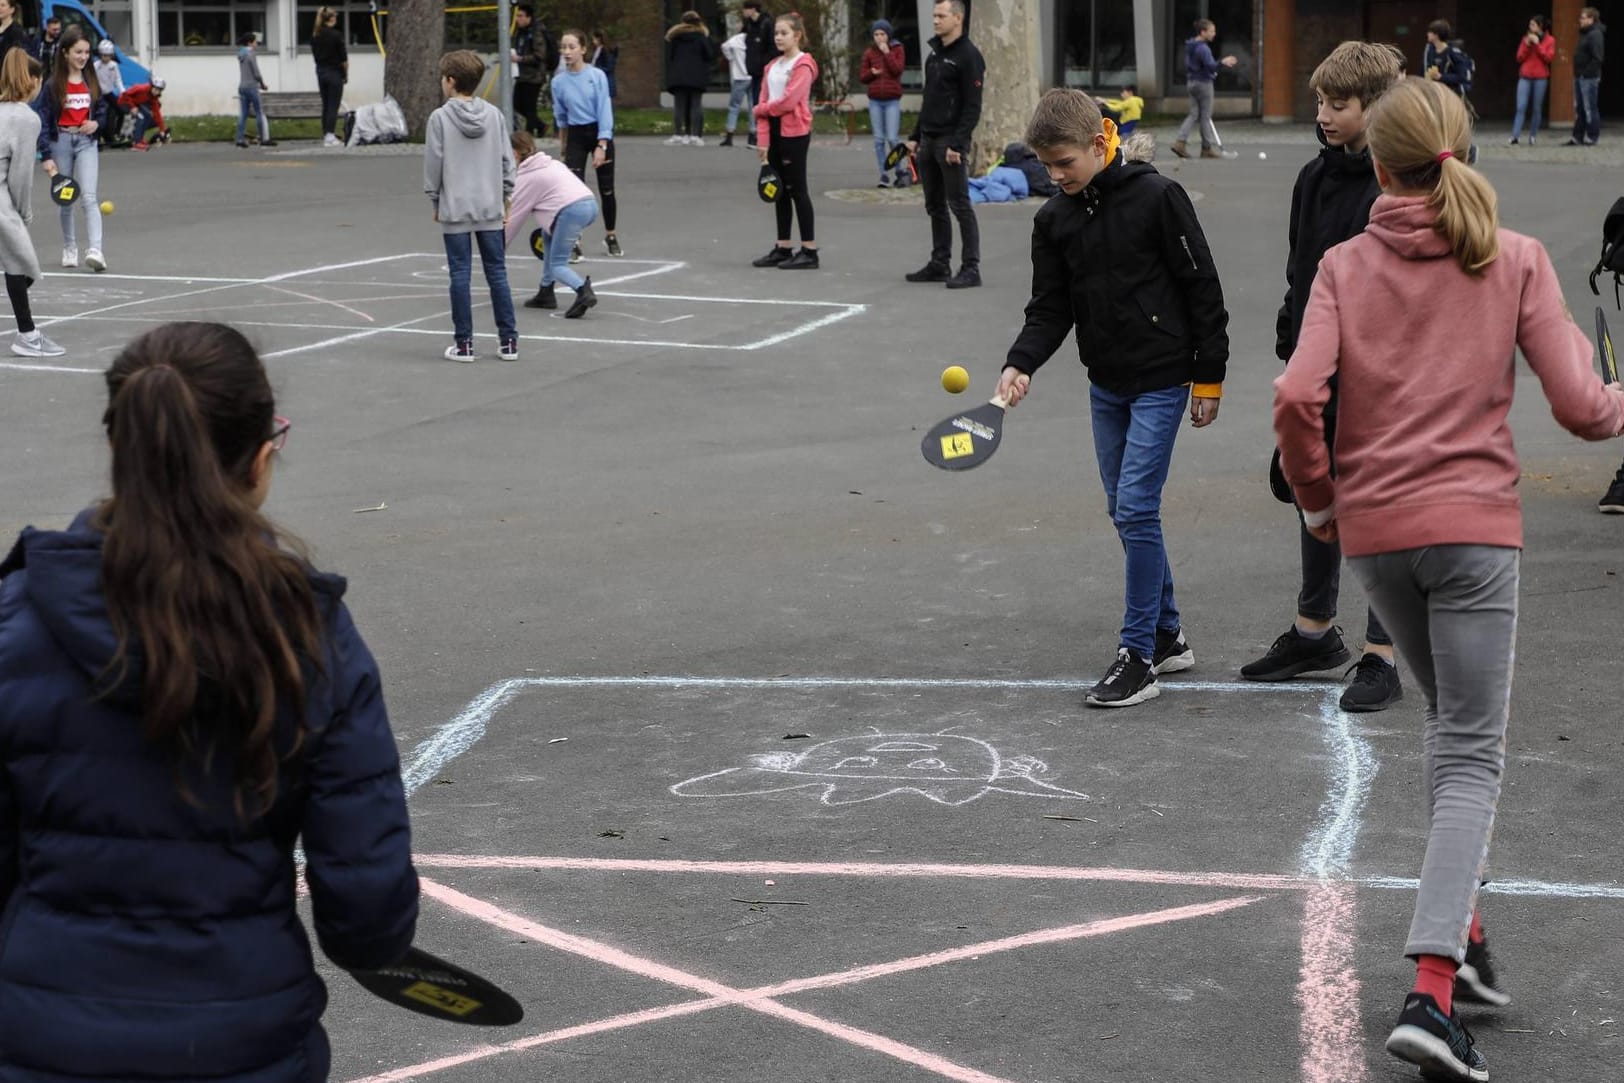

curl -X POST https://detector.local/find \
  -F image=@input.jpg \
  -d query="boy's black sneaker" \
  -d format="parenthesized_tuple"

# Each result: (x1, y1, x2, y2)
(1240, 625, 1351, 681)
(1339, 654, 1403, 712)
(1598, 467, 1624, 513)
(1151, 627, 1194, 675)
(752, 246, 793, 267)
(905, 261, 951, 283)
(1384, 994, 1489, 1081)
(1455, 938, 1511, 1007)
(1086, 649, 1160, 708)
(778, 248, 820, 270)
(944, 266, 981, 289)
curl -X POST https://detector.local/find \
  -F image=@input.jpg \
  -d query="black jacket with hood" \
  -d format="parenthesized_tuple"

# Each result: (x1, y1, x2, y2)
(911, 33, 984, 153)
(1575, 20, 1606, 79)
(1276, 139, 1380, 362)
(665, 22, 717, 92)
(1005, 150, 1229, 395)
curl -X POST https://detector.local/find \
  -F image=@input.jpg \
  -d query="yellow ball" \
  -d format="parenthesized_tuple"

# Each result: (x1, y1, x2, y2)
(99, 200, 113, 215)
(941, 365, 970, 394)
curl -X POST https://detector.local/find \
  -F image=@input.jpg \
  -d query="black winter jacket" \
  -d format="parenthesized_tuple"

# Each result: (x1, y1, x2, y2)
(1276, 143, 1379, 361)
(1575, 22, 1606, 79)
(911, 34, 984, 153)
(1006, 153, 1229, 394)
(743, 12, 777, 79)
(665, 24, 716, 92)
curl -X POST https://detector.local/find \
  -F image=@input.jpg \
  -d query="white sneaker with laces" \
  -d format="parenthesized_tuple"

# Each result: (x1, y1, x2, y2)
(61, 246, 77, 268)
(12, 330, 65, 357)
(84, 248, 106, 272)
(664, 135, 685, 145)
(323, 133, 341, 147)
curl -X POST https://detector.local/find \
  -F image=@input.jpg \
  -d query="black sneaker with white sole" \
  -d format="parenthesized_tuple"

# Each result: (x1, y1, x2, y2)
(1151, 627, 1194, 675)
(1086, 649, 1159, 708)
(1384, 994, 1489, 1082)
(1599, 466, 1624, 514)
(1240, 625, 1352, 681)
(1455, 938, 1511, 1007)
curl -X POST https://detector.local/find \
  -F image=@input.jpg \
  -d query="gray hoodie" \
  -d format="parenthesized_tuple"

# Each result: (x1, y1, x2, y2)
(423, 97, 515, 235)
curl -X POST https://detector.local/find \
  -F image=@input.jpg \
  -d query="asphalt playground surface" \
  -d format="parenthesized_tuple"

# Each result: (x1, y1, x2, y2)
(0, 124, 1620, 1083)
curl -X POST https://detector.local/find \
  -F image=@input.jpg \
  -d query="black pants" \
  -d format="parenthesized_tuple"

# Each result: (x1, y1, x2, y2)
(673, 88, 703, 136)
(767, 121, 813, 244)
(919, 133, 978, 269)
(564, 125, 617, 232)
(316, 65, 345, 137)
(6, 273, 34, 334)
(1296, 410, 1391, 645)
(748, 76, 762, 140)
(513, 80, 543, 136)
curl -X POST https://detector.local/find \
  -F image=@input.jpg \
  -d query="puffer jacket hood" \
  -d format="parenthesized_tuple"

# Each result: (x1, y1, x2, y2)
(440, 95, 498, 139)
(666, 21, 708, 42)
(1363, 194, 1453, 262)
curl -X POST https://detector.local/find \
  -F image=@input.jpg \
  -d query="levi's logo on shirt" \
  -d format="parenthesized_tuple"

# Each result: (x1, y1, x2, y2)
(59, 80, 90, 127)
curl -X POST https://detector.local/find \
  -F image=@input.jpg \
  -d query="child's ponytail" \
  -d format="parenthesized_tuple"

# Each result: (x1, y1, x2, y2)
(1367, 78, 1500, 275)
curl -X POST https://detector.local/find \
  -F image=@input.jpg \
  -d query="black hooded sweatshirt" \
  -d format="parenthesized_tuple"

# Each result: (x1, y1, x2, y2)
(1276, 140, 1381, 363)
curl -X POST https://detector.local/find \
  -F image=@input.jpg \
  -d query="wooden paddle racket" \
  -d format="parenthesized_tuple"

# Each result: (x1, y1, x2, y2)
(921, 397, 1009, 471)
(347, 946, 524, 1027)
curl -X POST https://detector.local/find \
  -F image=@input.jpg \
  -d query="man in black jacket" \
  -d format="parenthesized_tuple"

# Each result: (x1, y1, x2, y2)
(1567, 7, 1605, 146)
(511, 4, 547, 137)
(741, 0, 777, 148)
(904, 0, 985, 289)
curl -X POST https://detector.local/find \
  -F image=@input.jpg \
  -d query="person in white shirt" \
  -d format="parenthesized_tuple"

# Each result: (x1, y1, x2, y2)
(719, 30, 750, 147)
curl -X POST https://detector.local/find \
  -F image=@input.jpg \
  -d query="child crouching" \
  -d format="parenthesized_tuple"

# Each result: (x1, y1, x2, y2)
(505, 129, 599, 319)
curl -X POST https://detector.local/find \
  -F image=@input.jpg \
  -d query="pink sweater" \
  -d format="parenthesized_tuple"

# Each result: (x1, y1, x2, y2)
(755, 52, 819, 144)
(502, 150, 594, 247)
(1275, 195, 1624, 557)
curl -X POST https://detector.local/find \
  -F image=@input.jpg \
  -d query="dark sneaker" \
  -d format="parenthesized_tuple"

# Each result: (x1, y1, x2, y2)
(1385, 994, 1489, 1082)
(1455, 937, 1511, 1007)
(1151, 627, 1194, 675)
(877, 175, 892, 188)
(1086, 649, 1160, 708)
(905, 261, 952, 283)
(497, 337, 519, 362)
(778, 248, 820, 270)
(564, 277, 597, 318)
(945, 266, 981, 289)
(524, 284, 557, 310)
(605, 235, 623, 257)
(1240, 625, 1352, 681)
(443, 340, 476, 363)
(569, 242, 583, 264)
(1339, 654, 1403, 712)
(752, 246, 793, 268)
(1599, 468, 1624, 513)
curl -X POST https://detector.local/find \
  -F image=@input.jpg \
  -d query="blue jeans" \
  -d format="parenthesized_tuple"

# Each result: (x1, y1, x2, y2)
(1572, 76, 1601, 143)
(52, 133, 101, 252)
(868, 97, 901, 178)
(1089, 383, 1188, 660)
(1510, 77, 1547, 140)
(541, 197, 597, 292)
(237, 85, 270, 144)
(725, 78, 752, 133)
(443, 229, 516, 345)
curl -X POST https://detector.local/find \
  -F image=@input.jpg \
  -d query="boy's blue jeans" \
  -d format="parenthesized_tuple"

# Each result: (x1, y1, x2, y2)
(1572, 76, 1601, 143)
(725, 78, 752, 133)
(236, 86, 270, 144)
(443, 229, 516, 346)
(1090, 383, 1187, 660)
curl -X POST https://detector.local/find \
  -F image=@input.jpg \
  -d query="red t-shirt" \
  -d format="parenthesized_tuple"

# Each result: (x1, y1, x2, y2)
(58, 78, 90, 128)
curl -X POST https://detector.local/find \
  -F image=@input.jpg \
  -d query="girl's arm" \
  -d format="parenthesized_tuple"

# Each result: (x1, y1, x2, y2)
(859, 48, 877, 84)
(1516, 38, 1533, 63)
(885, 44, 906, 77)
(1516, 240, 1624, 439)
(1538, 34, 1556, 65)
(595, 69, 614, 139)
(1274, 262, 1343, 515)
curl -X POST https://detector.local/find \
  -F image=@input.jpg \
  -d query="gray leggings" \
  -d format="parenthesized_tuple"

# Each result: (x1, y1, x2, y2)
(1176, 80, 1221, 149)
(1348, 545, 1519, 962)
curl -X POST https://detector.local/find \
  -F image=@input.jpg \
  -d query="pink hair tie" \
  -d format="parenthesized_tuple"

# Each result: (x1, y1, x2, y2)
(1436, 150, 1455, 163)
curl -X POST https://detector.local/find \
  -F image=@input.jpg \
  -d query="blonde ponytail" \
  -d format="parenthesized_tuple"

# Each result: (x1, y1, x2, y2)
(1367, 78, 1499, 275)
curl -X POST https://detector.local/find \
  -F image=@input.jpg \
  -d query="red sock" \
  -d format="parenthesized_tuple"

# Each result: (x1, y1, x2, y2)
(1414, 954, 1458, 1014)
(1468, 910, 1484, 945)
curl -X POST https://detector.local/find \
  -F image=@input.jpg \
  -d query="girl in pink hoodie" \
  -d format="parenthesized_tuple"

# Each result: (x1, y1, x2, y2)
(750, 13, 819, 270)
(505, 129, 599, 319)
(1275, 78, 1624, 1083)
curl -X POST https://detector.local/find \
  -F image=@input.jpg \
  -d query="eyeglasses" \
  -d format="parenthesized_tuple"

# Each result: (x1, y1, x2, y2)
(269, 415, 291, 452)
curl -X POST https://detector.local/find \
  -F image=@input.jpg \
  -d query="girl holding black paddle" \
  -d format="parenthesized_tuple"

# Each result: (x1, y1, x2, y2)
(750, 12, 819, 270)
(0, 49, 59, 356)
(0, 322, 421, 1077)
(34, 25, 105, 272)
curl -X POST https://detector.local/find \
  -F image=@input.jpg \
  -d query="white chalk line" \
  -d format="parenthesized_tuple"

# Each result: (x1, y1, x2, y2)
(0, 359, 99, 374)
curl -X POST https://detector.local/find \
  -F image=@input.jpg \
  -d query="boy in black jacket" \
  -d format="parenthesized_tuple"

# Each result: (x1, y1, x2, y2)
(1242, 42, 1404, 711)
(998, 89, 1229, 708)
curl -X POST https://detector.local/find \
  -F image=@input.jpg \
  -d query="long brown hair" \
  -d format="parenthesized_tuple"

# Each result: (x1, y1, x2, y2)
(96, 323, 323, 819)
(0, 45, 40, 103)
(49, 24, 98, 107)
(312, 5, 338, 39)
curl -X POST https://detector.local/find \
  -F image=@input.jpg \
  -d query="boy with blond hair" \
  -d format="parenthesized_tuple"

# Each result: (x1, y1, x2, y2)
(1242, 42, 1409, 710)
(998, 89, 1230, 707)
(424, 49, 518, 362)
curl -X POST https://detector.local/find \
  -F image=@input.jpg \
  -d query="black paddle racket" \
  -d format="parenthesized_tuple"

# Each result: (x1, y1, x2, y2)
(347, 946, 524, 1027)
(883, 142, 912, 171)
(1597, 306, 1619, 384)
(528, 227, 546, 261)
(49, 174, 80, 207)
(756, 163, 781, 203)
(921, 396, 1009, 471)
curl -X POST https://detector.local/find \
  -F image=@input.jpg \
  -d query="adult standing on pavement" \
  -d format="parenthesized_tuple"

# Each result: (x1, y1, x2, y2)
(1508, 16, 1555, 146)
(860, 19, 908, 188)
(310, 7, 347, 148)
(30, 15, 59, 73)
(1566, 7, 1604, 146)
(1171, 18, 1239, 159)
(510, 4, 546, 137)
(664, 10, 714, 146)
(903, 0, 984, 290)
(741, 0, 776, 147)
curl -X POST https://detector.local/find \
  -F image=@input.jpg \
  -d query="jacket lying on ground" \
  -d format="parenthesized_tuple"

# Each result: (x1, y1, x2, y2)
(0, 508, 420, 1082)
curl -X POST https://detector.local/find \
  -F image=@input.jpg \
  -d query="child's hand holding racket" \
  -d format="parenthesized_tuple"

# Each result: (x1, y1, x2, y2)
(1190, 395, 1220, 427)
(997, 366, 1031, 408)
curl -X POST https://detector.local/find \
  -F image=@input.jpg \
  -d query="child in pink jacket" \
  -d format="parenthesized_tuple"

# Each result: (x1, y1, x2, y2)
(505, 129, 599, 318)
(749, 13, 819, 270)
(1275, 78, 1624, 1083)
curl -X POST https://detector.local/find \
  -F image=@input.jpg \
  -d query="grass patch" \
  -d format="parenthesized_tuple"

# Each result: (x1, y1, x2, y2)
(168, 115, 326, 143)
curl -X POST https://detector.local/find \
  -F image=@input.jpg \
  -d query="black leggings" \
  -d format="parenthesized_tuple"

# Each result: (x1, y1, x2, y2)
(564, 125, 617, 232)
(672, 88, 703, 136)
(767, 125, 813, 244)
(6, 273, 34, 333)
(316, 65, 344, 136)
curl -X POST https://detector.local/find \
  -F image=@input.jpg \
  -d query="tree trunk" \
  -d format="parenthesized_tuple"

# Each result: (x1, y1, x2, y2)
(967, 2, 1042, 173)
(383, 0, 446, 140)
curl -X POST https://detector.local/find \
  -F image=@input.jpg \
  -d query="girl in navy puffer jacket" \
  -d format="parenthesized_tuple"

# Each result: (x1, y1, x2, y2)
(0, 321, 419, 1082)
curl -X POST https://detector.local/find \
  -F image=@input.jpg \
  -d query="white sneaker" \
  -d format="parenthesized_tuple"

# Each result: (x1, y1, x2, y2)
(323, 133, 341, 147)
(61, 246, 77, 268)
(664, 134, 685, 145)
(688, 135, 704, 146)
(84, 248, 106, 272)
(12, 330, 65, 357)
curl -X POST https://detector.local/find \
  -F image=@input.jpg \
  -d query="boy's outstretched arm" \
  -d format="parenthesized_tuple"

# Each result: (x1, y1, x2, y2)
(1001, 218, 1072, 407)
(1159, 184, 1230, 418)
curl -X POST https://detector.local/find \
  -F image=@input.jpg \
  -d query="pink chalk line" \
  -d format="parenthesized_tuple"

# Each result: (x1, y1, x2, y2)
(1296, 882, 1368, 1083)
(342, 878, 1264, 1083)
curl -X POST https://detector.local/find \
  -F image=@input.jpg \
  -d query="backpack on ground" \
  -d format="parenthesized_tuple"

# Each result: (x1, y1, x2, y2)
(1590, 196, 1624, 306)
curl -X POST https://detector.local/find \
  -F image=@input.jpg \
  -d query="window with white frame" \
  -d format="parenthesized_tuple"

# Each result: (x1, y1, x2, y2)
(157, 1, 269, 49)
(296, 2, 382, 49)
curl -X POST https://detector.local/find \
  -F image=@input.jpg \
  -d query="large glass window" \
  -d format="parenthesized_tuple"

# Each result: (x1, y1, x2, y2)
(296, 2, 382, 50)
(1059, 0, 1137, 92)
(1170, 0, 1254, 94)
(156, 1, 269, 49)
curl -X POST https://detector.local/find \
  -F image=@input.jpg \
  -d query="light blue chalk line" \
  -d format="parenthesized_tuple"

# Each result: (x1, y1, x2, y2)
(1300, 688, 1378, 880)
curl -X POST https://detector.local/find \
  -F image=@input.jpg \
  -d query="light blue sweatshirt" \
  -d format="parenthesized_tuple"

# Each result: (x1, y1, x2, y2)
(549, 65, 613, 140)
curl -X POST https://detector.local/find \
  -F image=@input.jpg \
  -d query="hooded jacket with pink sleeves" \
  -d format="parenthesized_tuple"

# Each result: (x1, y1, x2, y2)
(1275, 194, 1624, 558)
(755, 52, 819, 145)
(502, 149, 595, 247)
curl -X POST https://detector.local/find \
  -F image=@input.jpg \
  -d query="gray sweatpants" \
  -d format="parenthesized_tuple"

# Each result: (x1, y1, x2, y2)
(1176, 81, 1221, 149)
(1347, 545, 1519, 962)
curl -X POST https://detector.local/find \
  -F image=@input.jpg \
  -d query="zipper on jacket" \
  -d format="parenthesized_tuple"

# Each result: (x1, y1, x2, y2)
(1179, 235, 1198, 270)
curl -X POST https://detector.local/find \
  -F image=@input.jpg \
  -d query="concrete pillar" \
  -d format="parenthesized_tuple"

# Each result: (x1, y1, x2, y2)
(1261, 0, 1294, 123)
(1133, 0, 1162, 97)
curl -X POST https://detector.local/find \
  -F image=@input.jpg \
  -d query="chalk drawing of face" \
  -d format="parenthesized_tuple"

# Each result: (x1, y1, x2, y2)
(670, 731, 1089, 807)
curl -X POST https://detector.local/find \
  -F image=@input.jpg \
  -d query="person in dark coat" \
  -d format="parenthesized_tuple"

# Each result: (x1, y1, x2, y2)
(1566, 7, 1605, 146)
(664, 10, 715, 145)
(591, 28, 618, 99)
(740, 0, 777, 145)
(0, 321, 420, 1082)
(310, 6, 347, 146)
(903, 0, 986, 289)
(0, 0, 28, 63)
(510, 3, 546, 137)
